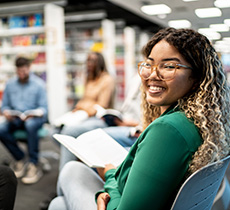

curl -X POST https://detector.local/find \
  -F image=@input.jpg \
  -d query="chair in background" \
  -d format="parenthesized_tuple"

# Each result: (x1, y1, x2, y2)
(13, 125, 59, 172)
(170, 155, 230, 210)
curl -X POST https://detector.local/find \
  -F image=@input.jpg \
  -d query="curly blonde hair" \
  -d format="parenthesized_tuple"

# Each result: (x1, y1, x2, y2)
(141, 28, 230, 174)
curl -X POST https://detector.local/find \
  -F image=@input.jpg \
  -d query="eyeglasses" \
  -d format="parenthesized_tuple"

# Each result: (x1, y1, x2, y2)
(86, 59, 97, 64)
(138, 61, 193, 81)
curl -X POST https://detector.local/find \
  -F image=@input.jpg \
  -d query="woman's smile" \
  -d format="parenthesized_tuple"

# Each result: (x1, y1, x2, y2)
(148, 84, 166, 95)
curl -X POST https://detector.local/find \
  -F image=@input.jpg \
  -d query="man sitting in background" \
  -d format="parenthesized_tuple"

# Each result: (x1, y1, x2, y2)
(0, 56, 48, 184)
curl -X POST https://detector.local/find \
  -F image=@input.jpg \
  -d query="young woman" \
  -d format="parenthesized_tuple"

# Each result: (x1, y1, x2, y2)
(48, 28, 230, 210)
(72, 52, 115, 117)
(53, 51, 115, 128)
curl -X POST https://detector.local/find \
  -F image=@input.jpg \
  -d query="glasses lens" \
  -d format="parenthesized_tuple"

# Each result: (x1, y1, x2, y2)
(139, 62, 151, 79)
(158, 62, 176, 80)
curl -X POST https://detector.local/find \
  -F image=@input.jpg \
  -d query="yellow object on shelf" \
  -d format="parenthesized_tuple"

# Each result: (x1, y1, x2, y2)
(91, 42, 103, 52)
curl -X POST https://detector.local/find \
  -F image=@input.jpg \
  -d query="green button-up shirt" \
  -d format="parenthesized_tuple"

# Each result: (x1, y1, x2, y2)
(97, 106, 202, 210)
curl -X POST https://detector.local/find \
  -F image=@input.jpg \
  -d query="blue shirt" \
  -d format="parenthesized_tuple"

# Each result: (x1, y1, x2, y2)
(1, 73, 48, 119)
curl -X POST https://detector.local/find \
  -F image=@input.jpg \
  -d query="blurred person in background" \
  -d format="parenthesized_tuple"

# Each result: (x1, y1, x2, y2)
(0, 56, 48, 184)
(0, 165, 17, 210)
(53, 52, 115, 130)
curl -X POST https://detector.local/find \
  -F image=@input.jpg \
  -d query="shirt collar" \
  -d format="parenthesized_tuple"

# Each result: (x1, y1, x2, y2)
(160, 103, 179, 117)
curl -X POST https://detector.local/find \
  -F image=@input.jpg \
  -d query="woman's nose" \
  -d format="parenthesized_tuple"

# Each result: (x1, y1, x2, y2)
(149, 66, 160, 79)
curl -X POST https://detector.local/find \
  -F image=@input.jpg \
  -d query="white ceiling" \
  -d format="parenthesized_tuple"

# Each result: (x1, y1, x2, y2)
(0, 0, 229, 52)
(109, 0, 230, 53)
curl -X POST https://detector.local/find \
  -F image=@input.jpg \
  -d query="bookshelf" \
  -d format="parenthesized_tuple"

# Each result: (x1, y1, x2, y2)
(0, 3, 67, 123)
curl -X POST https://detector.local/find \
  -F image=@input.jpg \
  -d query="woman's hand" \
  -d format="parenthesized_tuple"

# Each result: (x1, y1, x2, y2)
(97, 192, 110, 210)
(97, 164, 116, 181)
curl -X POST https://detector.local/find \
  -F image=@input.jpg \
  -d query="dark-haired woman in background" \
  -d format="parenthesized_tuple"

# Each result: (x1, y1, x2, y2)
(53, 51, 115, 130)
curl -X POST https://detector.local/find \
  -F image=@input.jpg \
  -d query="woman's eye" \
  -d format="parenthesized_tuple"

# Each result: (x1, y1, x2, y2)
(164, 63, 176, 69)
(144, 63, 151, 68)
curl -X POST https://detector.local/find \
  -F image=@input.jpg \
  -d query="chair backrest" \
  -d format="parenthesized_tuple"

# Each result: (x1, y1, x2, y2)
(170, 155, 230, 210)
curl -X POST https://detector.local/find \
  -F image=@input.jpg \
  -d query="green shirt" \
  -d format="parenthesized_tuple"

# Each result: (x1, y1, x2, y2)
(97, 106, 202, 210)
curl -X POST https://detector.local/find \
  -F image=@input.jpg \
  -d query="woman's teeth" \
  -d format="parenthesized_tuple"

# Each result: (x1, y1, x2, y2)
(149, 86, 164, 91)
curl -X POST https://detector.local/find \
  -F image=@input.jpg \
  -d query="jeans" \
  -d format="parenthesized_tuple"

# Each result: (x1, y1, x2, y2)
(0, 117, 45, 164)
(0, 165, 17, 210)
(48, 161, 104, 210)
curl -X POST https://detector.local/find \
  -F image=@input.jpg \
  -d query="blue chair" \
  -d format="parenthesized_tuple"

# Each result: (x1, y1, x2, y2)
(170, 155, 230, 210)
(13, 127, 49, 140)
(13, 125, 59, 171)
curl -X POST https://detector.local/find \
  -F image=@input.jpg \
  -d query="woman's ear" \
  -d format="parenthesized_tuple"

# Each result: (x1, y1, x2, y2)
(191, 79, 200, 92)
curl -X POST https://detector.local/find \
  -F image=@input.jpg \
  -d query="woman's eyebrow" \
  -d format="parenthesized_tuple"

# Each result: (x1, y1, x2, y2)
(162, 57, 181, 62)
(147, 57, 154, 61)
(147, 57, 181, 62)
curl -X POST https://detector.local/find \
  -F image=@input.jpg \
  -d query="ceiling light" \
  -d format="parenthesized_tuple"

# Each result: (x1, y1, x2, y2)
(183, 0, 199, 2)
(158, 14, 167, 19)
(141, 4, 171, 15)
(215, 41, 229, 45)
(214, 42, 230, 53)
(168, 20, 191, 28)
(65, 10, 106, 22)
(214, 0, 230, 8)
(224, 19, 230, 26)
(210, 24, 229, 32)
(215, 40, 230, 46)
(223, 37, 230, 42)
(198, 28, 221, 40)
(195, 7, 222, 18)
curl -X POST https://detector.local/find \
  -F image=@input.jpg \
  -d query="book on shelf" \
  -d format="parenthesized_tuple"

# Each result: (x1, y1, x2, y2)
(94, 104, 123, 126)
(53, 128, 128, 168)
(6, 109, 43, 120)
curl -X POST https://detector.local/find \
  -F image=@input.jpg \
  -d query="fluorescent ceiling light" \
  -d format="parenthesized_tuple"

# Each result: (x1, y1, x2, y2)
(215, 41, 227, 45)
(141, 4, 171, 15)
(198, 28, 221, 40)
(198, 28, 213, 34)
(65, 10, 106, 22)
(214, 41, 230, 53)
(214, 0, 230, 8)
(224, 19, 230, 26)
(223, 37, 230, 42)
(158, 14, 167, 19)
(215, 41, 230, 46)
(168, 20, 191, 28)
(210, 24, 229, 32)
(195, 7, 222, 18)
(183, 0, 198, 1)
(214, 44, 230, 53)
